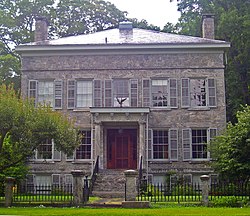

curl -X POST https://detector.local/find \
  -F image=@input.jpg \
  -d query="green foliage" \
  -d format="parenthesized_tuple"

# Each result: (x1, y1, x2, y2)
(0, 84, 80, 173)
(211, 105, 250, 180)
(211, 196, 249, 208)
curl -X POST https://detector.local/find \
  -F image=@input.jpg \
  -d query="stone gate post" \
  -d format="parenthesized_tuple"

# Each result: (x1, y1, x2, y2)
(124, 170, 138, 201)
(71, 170, 85, 206)
(200, 175, 210, 206)
(5, 177, 15, 207)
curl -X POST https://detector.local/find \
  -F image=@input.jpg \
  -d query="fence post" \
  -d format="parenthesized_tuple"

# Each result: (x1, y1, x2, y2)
(71, 170, 85, 206)
(5, 177, 15, 207)
(124, 169, 138, 201)
(200, 175, 210, 206)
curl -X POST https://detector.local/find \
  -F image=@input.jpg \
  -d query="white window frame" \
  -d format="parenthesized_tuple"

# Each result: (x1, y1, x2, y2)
(143, 78, 178, 109)
(75, 129, 92, 161)
(32, 139, 61, 162)
(149, 128, 178, 161)
(181, 78, 216, 108)
(28, 79, 63, 109)
(182, 128, 217, 161)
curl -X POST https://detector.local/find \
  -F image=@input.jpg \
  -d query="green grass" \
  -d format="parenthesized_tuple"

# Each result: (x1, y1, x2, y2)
(0, 206, 249, 216)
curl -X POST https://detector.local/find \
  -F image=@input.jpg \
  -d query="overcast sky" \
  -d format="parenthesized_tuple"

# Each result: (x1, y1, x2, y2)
(106, 0, 180, 28)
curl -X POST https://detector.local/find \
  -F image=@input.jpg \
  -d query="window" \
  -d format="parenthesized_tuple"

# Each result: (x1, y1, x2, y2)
(149, 129, 178, 160)
(67, 80, 103, 109)
(75, 130, 92, 160)
(181, 78, 216, 108)
(182, 128, 217, 160)
(37, 139, 53, 160)
(104, 79, 138, 107)
(76, 80, 93, 107)
(32, 139, 61, 161)
(28, 80, 62, 109)
(143, 78, 177, 108)
(113, 79, 129, 107)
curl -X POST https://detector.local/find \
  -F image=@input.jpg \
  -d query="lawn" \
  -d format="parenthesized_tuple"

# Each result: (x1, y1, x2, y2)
(0, 206, 249, 216)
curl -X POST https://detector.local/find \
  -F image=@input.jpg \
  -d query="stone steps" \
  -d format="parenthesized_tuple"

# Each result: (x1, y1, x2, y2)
(91, 169, 126, 198)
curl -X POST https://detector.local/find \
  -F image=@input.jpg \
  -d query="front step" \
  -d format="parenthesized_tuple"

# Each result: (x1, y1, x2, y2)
(91, 169, 126, 198)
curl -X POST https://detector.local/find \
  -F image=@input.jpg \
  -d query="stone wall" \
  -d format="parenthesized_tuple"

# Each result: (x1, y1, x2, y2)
(21, 49, 226, 179)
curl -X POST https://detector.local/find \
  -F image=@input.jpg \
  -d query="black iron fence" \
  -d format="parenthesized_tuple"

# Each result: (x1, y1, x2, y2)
(137, 179, 250, 203)
(12, 184, 73, 205)
(137, 180, 201, 203)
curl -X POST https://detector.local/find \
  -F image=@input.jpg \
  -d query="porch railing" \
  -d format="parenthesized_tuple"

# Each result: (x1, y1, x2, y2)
(89, 155, 99, 194)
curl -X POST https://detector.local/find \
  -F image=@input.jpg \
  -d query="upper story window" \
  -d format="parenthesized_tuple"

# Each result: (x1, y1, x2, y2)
(113, 79, 129, 107)
(142, 78, 178, 108)
(181, 78, 216, 108)
(76, 80, 93, 108)
(67, 80, 93, 109)
(28, 80, 62, 109)
(104, 79, 138, 107)
(148, 128, 178, 161)
(182, 128, 217, 161)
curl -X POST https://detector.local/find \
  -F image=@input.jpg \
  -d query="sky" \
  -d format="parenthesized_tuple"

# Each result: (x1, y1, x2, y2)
(106, 0, 181, 29)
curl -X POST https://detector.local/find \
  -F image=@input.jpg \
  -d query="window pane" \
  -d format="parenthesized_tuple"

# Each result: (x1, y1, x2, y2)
(76, 81, 93, 107)
(192, 129, 207, 159)
(153, 130, 168, 159)
(152, 79, 168, 107)
(190, 79, 206, 107)
(76, 130, 91, 159)
(38, 81, 54, 107)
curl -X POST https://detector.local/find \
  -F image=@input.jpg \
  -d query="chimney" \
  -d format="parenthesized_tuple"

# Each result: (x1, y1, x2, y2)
(202, 14, 215, 39)
(35, 17, 49, 42)
(119, 21, 133, 32)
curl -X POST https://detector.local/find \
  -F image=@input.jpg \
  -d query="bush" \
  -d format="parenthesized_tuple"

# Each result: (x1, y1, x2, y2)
(211, 196, 246, 207)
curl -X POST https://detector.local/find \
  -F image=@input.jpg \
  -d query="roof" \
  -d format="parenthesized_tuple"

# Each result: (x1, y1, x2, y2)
(16, 28, 230, 53)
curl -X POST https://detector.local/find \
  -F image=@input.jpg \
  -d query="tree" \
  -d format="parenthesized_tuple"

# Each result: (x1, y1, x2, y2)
(53, 0, 127, 37)
(129, 18, 160, 31)
(0, 84, 80, 173)
(0, 0, 128, 89)
(211, 105, 250, 181)
(169, 0, 250, 122)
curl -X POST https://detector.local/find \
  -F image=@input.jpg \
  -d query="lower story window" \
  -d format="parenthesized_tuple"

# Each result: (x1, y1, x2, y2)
(153, 130, 168, 159)
(76, 130, 91, 160)
(192, 129, 207, 159)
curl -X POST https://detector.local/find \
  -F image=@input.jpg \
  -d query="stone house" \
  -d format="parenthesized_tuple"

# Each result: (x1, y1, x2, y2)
(16, 15, 230, 193)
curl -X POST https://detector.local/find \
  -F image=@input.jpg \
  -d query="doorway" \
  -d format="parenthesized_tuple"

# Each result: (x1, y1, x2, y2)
(107, 129, 137, 169)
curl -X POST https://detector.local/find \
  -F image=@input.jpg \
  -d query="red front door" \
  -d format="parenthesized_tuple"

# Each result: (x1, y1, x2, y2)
(107, 129, 137, 169)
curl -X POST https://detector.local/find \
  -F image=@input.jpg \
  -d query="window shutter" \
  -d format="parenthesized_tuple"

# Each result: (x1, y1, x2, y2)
(67, 80, 75, 109)
(169, 78, 178, 108)
(52, 174, 60, 187)
(104, 80, 112, 107)
(28, 80, 38, 106)
(53, 140, 61, 161)
(93, 80, 102, 107)
(181, 78, 190, 108)
(142, 79, 151, 107)
(169, 129, 178, 160)
(147, 129, 152, 160)
(207, 78, 216, 107)
(130, 79, 138, 107)
(54, 80, 63, 109)
(182, 128, 191, 161)
(208, 128, 217, 159)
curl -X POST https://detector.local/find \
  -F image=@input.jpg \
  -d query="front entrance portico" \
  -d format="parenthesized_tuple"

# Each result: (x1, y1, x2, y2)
(90, 107, 150, 171)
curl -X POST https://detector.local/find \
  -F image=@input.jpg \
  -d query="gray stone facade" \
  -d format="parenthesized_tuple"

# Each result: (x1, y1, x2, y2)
(17, 19, 230, 187)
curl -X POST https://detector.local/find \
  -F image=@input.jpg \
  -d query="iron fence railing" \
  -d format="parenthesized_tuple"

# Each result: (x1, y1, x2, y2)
(137, 181, 201, 203)
(137, 180, 250, 203)
(13, 184, 73, 205)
